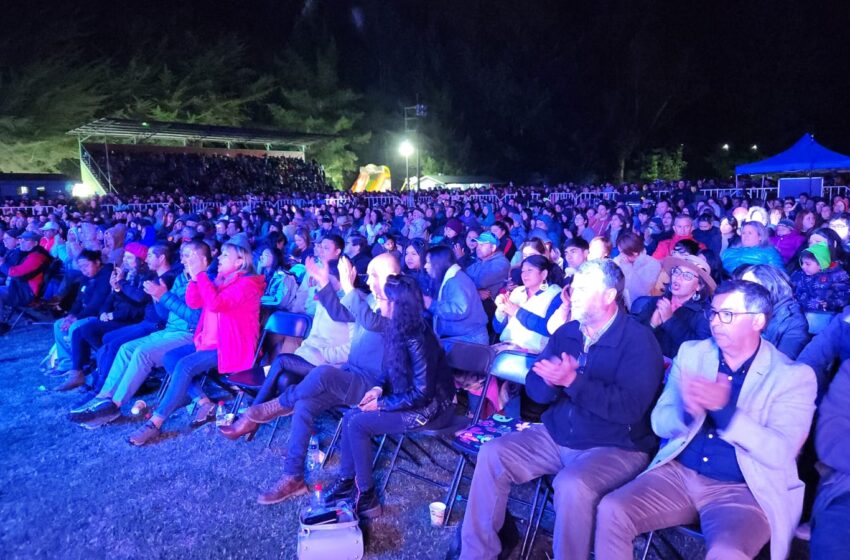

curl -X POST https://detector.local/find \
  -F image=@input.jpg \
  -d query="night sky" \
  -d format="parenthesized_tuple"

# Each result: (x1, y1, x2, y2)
(4, 0, 850, 181)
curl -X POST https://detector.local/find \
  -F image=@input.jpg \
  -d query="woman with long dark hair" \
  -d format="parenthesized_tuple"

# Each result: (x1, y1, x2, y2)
(402, 238, 431, 295)
(423, 245, 488, 346)
(322, 274, 455, 516)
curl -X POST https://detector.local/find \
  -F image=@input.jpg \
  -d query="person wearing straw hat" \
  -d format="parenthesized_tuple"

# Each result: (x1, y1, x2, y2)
(630, 254, 714, 359)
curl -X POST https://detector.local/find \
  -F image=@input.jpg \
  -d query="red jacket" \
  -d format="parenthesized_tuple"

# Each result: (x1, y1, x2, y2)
(186, 271, 265, 373)
(4, 247, 51, 298)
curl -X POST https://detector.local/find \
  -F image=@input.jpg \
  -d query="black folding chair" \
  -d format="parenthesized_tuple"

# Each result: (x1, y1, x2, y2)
(446, 349, 547, 559)
(204, 311, 311, 441)
(378, 342, 497, 498)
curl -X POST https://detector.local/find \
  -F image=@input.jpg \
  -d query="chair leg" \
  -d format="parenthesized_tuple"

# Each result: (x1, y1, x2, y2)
(640, 531, 655, 560)
(524, 483, 550, 560)
(520, 477, 543, 559)
(265, 417, 281, 449)
(230, 391, 244, 414)
(372, 434, 388, 468)
(379, 434, 406, 496)
(443, 455, 467, 526)
(322, 418, 344, 468)
(8, 311, 25, 331)
(155, 371, 172, 406)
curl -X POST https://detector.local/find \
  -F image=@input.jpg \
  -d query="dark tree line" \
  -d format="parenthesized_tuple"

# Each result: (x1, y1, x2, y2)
(1, 1, 849, 187)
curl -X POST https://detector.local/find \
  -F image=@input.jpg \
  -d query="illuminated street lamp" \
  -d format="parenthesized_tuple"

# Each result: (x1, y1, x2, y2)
(751, 144, 758, 151)
(721, 143, 730, 151)
(399, 140, 415, 190)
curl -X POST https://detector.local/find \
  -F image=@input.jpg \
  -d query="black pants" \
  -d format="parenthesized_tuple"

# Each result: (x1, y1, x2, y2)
(253, 353, 316, 404)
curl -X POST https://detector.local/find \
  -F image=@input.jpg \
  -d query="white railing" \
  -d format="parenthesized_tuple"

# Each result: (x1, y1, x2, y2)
(824, 185, 848, 199)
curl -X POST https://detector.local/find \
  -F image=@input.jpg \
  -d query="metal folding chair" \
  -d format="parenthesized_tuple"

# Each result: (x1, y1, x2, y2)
(445, 349, 546, 560)
(376, 342, 496, 497)
(204, 311, 311, 440)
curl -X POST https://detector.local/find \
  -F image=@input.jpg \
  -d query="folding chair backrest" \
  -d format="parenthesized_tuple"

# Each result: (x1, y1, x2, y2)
(444, 341, 495, 375)
(264, 311, 312, 338)
(490, 350, 537, 385)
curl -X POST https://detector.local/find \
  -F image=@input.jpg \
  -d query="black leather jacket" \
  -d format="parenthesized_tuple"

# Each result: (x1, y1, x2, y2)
(377, 323, 454, 420)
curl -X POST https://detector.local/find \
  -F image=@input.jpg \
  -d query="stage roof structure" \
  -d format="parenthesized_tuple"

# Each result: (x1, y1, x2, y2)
(67, 118, 333, 150)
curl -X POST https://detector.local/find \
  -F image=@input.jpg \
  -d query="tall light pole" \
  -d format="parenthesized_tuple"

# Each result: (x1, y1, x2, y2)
(399, 140, 414, 191)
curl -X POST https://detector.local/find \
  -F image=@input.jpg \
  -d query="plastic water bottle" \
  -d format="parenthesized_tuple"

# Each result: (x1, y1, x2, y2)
(306, 434, 320, 472)
(215, 401, 227, 428)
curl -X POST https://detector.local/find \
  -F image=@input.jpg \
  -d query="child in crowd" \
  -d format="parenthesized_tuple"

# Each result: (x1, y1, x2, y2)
(791, 242, 850, 312)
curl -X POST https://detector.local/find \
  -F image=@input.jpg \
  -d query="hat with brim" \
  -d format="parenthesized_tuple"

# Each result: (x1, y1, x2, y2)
(18, 231, 41, 241)
(40, 221, 60, 231)
(662, 255, 716, 294)
(477, 232, 499, 246)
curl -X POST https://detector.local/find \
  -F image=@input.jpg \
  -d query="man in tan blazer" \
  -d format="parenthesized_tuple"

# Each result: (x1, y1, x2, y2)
(595, 279, 817, 560)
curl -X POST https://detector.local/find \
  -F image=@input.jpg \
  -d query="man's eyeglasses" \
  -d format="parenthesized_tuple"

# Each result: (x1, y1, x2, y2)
(670, 266, 697, 281)
(704, 309, 760, 324)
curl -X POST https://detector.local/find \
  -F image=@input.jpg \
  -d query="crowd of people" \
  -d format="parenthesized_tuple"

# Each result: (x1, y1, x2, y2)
(2, 179, 850, 560)
(89, 148, 330, 195)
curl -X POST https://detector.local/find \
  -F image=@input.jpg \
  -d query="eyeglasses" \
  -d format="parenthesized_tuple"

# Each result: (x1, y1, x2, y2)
(670, 266, 697, 281)
(704, 309, 760, 324)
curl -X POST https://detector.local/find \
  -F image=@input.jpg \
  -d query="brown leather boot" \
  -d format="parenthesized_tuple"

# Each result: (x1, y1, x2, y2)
(55, 370, 86, 392)
(219, 415, 258, 440)
(257, 474, 308, 505)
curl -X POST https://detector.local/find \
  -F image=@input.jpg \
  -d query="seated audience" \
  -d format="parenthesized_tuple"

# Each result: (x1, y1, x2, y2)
(595, 280, 817, 560)
(67, 242, 207, 424)
(790, 243, 850, 313)
(458, 259, 665, 560)
(127, 236, 264, 445)
(735, 263, 810, 359)
(612, 232, 661, 308)
(422, 245, 488, 346)
(249, 254, 399, 505)
(323, 275, 455, 516)
(810, 360, 850, 559)
(720, 220, 784, 273)
(631, 254, 713, 359)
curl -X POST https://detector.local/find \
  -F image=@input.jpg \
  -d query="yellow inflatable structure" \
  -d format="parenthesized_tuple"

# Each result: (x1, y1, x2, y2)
(350, 164, 391, 193)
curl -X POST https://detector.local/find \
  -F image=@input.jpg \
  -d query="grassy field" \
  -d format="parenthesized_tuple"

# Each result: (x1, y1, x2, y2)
(0, 322, 811, 559)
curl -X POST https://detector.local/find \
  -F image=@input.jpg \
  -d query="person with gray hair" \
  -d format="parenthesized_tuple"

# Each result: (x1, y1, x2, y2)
(735, 264, 810, 359)
(720, 220, 784, 273)
(458, 259, 665, 560)
(596, 279, 817, 560)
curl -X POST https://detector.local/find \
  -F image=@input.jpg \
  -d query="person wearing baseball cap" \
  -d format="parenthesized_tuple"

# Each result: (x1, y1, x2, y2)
(39, 221, 61, 252)
(631, 254, 714, 358)
(465, 230, 511, 318)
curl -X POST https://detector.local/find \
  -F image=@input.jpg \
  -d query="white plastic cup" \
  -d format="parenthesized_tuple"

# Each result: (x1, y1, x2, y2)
(131, 400, 147, 416)
(429, 501, 447, 527)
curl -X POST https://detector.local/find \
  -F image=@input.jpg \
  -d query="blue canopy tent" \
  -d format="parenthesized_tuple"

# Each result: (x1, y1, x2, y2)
(736, 133, 850, 187)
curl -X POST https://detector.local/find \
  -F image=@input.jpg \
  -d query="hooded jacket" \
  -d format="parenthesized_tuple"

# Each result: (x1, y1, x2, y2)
(186, 270, 265, 373)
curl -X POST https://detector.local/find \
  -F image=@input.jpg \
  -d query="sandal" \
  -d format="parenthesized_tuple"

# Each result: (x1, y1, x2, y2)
(189, 400, 217, 428)
(128, 421, 161, 446)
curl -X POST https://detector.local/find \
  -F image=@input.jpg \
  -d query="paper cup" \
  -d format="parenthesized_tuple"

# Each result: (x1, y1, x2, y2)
(429, 501, 447, 526)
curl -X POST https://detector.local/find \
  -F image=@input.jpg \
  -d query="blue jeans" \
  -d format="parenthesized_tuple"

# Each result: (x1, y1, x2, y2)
(812, 490, 850, 560)
(278, 365, 372, 477)
(154, 344, 217, 420)
(92, 321, 159, 392)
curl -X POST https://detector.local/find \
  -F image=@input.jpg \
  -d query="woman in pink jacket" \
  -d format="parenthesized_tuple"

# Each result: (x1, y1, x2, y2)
(129, 235, 265, 446)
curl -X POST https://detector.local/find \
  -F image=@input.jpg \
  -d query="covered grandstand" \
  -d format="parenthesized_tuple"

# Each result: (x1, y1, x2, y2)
(67, 118, 334, 195)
